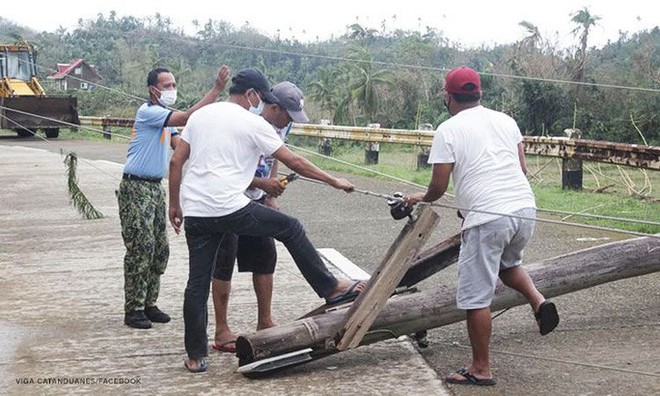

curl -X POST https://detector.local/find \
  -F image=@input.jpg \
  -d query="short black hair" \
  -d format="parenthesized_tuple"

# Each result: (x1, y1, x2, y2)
(229, 84, 249, 95)
(147, 68, 170, 87)
(450, 85, 481, 103)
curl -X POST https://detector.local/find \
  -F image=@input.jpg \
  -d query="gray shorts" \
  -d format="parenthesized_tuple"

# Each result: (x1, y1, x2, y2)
(456, 208, 536, 310)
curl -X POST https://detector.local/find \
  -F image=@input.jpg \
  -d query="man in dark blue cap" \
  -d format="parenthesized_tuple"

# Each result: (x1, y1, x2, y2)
(168, 69, 366, 373)
(210, 81, 310, 354)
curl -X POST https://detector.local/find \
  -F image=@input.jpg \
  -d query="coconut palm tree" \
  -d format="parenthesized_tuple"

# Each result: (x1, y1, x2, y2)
(570, 7, 601, 82)
(346, 46, 394, 124)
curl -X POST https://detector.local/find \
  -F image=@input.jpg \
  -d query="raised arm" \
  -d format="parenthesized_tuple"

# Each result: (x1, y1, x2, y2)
(167, 65, 230, 127)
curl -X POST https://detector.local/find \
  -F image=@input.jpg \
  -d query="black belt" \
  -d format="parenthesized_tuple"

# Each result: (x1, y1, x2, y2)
(122, 173, 162, 183)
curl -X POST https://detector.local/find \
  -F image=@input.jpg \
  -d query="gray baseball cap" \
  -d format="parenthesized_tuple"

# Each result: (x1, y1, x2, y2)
(271, 81, 309, 123)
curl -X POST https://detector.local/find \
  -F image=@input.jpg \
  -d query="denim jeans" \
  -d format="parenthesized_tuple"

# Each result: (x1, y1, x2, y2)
(183, 201, 338, 359)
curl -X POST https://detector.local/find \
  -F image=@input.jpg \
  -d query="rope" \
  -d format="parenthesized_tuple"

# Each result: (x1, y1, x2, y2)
(444, 341, 660, 378)
(0, 105, 132, 141)
(287, 173, 660, 239)
(288, 144, 660, 228)
(0, 112, 122, 182)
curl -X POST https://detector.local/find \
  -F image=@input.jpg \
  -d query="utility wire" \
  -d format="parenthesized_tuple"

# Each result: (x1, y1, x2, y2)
(213, 42, 660, 93)
(19, 42, 660, 99)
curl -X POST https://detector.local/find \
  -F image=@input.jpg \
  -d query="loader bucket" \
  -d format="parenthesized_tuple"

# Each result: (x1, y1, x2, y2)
(0, 96, 79, 130)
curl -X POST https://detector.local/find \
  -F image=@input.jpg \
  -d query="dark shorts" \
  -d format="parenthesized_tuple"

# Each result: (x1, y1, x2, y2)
(212, 233, 277, 281)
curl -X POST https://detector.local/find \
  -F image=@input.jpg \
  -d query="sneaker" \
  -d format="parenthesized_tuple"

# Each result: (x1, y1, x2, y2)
(124, 310, 152, 329)
(145, 306, 171, 323)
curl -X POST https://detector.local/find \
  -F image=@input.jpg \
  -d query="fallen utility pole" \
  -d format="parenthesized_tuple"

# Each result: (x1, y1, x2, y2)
(236, 236, 660, 371)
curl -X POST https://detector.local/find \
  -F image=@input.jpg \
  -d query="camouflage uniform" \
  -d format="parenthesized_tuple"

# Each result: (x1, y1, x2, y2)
(118, 179, 169, 313)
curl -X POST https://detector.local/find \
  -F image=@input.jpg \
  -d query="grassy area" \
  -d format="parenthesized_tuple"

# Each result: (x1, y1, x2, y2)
(288, 137, 660, 235)
(59, 126, 132, 142)
(0, 125, 132, 142)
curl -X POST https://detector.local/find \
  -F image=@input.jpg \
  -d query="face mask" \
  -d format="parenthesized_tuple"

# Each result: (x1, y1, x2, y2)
(157, 89, 177, 106)
(247, 90, 264, 115)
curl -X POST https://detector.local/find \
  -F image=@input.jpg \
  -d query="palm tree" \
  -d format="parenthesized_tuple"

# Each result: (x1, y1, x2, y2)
(346, 46, 394, 124)
(307, 67, 338, 112)
(570, 7, 601, 82)
(518, 21, 541, 52)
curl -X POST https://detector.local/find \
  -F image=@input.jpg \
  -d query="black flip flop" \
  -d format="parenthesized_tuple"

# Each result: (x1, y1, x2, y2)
(184, 358, 208, 373)
(535, 300, 559, 335)
(325, 280, 362, 305)
(445, 368, 496, 386)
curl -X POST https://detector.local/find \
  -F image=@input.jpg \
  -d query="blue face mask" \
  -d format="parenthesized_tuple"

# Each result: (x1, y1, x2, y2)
(247, 90, 264, 115)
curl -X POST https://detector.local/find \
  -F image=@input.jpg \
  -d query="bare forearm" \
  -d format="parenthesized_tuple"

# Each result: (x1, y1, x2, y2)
(168, 161, 183, 206)
(284, 155, 334, 185)
(189, 87, 221, 113)
(423, 186, 445, 202)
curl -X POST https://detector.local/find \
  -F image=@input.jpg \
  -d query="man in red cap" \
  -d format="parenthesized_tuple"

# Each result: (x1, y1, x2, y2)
(404, 66, 559, 386)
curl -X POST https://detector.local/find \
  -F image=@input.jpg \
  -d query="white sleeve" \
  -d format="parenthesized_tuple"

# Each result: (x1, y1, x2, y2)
(253, 121, 284, 156)
(428, 127, 455, 164)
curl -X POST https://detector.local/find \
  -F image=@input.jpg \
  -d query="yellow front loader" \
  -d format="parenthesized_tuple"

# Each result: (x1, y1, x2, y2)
(0, 45, 79, 138)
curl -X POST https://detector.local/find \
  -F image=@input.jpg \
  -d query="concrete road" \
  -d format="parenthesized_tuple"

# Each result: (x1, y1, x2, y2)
(1, 134, 658, 395)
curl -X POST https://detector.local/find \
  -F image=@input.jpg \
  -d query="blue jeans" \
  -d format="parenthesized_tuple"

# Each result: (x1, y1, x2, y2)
(183, 201, 338, 359)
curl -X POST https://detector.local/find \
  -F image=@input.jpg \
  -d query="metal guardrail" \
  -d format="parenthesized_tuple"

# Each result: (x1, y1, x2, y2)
(78, 116, 659, 170)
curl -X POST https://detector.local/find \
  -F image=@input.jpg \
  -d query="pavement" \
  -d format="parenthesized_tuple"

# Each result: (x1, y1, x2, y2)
(1, 136, 659, 396)
(0, 144, 448, 395)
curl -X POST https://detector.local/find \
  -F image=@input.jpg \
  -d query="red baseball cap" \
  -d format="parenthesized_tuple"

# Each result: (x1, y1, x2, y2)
(444, 67, 481, 95)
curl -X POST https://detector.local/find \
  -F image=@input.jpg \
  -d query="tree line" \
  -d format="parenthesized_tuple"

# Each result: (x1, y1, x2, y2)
(0, 8, 658, 145)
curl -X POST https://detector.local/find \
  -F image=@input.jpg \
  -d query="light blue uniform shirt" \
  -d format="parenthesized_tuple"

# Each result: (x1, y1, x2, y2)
(123, 102, 179, 179)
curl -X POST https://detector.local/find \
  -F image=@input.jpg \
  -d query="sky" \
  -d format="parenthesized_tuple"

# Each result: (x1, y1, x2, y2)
(3, 0, 659, 49)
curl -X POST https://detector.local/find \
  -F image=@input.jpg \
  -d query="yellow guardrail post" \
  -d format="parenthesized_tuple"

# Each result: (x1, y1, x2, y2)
(365, 123, 380, 165)
(416, 123, 434, 170)
(102, 115, 111, 140)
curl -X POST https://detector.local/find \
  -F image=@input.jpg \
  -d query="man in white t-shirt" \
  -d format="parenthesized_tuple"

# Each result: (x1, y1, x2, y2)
(404, 67, 559, 386)
(168, 69, 366, 373)
(210, 82, 304, 354)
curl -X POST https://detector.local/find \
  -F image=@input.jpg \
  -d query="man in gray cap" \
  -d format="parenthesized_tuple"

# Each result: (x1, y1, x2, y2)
(168, 70, 365, 372)
(209, 81, 309, 354)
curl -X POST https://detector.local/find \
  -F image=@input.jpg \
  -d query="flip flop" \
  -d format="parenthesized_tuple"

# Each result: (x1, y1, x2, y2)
(535, 300, 560, 335)
(325, 280, 363, 305)
(211, 340, 237, 353)
(445, 368, 496, 386)
(184, 358, 208, 373)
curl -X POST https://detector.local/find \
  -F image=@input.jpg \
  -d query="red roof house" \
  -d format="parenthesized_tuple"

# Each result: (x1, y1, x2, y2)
(47, 59, 102, 91)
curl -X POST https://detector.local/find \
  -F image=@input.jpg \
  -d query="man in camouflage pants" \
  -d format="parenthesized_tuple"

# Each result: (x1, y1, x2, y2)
(118, 65, 229, 329)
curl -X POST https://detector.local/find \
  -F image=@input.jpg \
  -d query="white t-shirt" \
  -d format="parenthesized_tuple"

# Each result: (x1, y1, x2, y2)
(244, 124, 291, 201)
(180, 102, 284, 217)
(428, 106, 535, 230)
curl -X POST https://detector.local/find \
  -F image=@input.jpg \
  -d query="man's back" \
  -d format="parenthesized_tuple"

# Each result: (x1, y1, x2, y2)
(431, 106, 535, 229)
(180, 102, 283, 217)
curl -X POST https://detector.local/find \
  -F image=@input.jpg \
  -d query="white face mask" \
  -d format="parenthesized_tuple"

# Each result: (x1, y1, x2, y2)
(157, 89, 177, 106)
(247, 90, 264, 115)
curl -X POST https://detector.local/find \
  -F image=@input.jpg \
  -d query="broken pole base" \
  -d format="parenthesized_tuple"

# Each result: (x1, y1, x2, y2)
(236, 236, 660, 370)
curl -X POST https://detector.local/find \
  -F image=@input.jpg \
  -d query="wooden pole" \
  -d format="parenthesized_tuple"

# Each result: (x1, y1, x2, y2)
(236, 236, 660, 366)
(336, 206, 439, 351)
(398, 232, 461, 288)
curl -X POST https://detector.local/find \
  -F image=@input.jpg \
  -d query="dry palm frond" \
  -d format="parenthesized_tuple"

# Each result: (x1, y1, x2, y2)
(64, 152, 104, 219)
